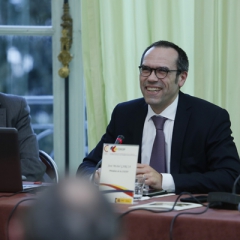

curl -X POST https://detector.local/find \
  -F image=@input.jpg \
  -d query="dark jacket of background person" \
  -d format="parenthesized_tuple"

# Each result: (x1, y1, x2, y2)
(0, 93, 46, 181)
(77, 91, 240, 194)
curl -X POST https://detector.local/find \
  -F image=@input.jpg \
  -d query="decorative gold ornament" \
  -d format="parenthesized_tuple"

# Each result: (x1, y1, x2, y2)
(58, 3, 73, 78)
(58, 66, 70, 79)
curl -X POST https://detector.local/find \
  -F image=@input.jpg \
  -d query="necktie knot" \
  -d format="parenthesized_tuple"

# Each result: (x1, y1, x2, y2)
(152, 116, 167, 130)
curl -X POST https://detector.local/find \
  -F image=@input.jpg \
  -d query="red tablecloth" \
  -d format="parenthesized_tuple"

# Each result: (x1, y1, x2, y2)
(1, 192, 240, 240)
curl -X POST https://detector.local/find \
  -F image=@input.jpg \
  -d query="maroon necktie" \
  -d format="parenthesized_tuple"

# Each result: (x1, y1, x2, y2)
(150, 116, 167, 173)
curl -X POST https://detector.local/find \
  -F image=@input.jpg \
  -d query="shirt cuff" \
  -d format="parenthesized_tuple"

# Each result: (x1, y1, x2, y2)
(161, 173, 175, 192)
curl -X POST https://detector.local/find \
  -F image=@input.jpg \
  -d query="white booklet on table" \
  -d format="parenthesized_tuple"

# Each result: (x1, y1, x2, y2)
(129, 201, 202, 211)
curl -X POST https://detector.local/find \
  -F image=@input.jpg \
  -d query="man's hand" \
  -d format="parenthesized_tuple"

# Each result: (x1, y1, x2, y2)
(136, 163, 162, 190)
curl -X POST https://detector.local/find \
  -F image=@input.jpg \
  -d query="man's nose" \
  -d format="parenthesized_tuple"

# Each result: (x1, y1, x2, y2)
(148, 70, 159, 81)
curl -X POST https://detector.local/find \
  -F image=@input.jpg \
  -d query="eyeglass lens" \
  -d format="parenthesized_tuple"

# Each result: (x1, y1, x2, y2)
(140, 66, 168, 79)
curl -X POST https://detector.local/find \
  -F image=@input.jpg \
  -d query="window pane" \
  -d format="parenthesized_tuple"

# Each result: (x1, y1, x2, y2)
(30, 102, 54, 157)
(0, 35, 52, 95)
(0, 0, 51, 26)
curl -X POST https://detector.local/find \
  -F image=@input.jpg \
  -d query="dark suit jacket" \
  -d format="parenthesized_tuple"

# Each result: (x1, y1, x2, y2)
(77, 91, 240, 193)
(0, 93, 46, 181)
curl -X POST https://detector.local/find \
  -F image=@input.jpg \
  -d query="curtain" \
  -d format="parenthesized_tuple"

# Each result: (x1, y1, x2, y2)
(81, 0, 240, 153)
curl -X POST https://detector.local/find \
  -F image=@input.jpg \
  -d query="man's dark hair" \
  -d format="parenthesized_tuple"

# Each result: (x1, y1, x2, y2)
(22, 178, 122, 240)
(140, 40, 189, 73)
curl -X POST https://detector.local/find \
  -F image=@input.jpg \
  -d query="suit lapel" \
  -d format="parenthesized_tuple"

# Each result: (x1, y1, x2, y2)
(0, 108, 6, 127)
(131, 99, 148, 163)
(170, 92, 191, 173)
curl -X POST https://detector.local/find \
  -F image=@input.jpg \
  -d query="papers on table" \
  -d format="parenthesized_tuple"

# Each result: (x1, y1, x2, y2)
(129, 201, 202, 211)
(136, 193, 176, 201)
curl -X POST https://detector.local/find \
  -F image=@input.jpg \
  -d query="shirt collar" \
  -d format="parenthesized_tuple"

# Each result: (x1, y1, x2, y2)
(146, 94, 179, 121)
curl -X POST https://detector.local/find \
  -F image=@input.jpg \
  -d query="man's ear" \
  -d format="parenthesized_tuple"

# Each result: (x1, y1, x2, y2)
(178, 71, 188, 87)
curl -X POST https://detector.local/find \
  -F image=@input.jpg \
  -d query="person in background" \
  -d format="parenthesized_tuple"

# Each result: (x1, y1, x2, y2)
(0, 92, 45, 181)
(77, 40, 240, 194)
(20, 177, 123, 240)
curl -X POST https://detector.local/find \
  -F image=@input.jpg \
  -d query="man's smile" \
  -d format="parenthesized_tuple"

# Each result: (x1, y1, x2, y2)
(145, 86, 163, 92)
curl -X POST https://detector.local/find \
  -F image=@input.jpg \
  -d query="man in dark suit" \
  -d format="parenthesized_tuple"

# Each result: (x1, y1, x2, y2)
(77, 40, 240, 194)
(0, 93, 46, 181)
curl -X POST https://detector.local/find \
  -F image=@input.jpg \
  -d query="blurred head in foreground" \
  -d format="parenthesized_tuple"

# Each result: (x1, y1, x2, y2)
(22, 177, 123, 240)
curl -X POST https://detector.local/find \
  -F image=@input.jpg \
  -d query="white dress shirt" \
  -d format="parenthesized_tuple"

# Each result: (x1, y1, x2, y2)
(141, 95, 179, 192)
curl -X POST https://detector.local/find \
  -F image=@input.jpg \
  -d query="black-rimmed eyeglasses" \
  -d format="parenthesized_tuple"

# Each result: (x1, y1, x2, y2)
(138, 65, 181, 79)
